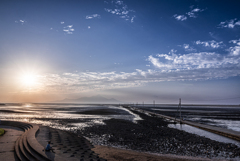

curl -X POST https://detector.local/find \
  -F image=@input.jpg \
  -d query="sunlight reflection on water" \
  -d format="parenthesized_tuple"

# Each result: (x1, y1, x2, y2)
(0, 103, 140, 131)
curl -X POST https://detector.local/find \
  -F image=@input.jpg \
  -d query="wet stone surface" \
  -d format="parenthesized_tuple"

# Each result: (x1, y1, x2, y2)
(78, 108, 240, 160)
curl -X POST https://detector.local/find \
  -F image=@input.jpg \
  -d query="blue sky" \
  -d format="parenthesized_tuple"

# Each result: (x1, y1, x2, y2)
(0, 0, 240, 104)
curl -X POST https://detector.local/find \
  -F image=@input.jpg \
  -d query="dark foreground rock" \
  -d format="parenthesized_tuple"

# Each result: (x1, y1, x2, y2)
(78, 108, 240, 160)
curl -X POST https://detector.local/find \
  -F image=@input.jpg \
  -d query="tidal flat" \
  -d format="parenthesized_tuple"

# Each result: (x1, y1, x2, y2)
(78, 107, 240, 160)
(0, 103, 240, 160)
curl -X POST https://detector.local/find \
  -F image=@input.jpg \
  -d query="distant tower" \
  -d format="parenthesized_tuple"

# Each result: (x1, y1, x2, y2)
(153, 100, 155, 107)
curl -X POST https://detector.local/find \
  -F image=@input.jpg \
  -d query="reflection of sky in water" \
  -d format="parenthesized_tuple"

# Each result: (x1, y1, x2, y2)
(146, 105, 240, 133)
(0, 103, 141, 131)
(193, 118, 240, 132)
(169, 124, 240, 147)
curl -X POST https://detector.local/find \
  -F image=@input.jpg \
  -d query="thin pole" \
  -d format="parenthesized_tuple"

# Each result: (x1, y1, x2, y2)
(179, 98, 182, 123)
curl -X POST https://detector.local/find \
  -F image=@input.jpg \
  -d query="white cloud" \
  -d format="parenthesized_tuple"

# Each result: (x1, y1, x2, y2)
(88, 26, 91, 29)
(116, 1, 123, 5)
(61, 22, 64, 24)
(187, 8, 204, 18)
(218, 18, 240, 28)
(131, 16, 136, 23)
(86, 14, 101, 19)
(229, 46, 240, 56)
(229, 39, 240, 56)
(195, 40, 223, 48)
(63, 25, 74, 34)
(15, 20, 26, 25)
(148, 48, 240, 73)
(173, 15, 187, 21)
(29, 41, 240, 94)
(36, 71, 143, 94)
(182, 44, 196, 52)
(36, 48, 240, 93)
(104, 0, 135, 22)
(173, 6, 205, 21)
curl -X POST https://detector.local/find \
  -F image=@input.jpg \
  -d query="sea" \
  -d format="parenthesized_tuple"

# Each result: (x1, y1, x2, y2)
(0, 103, 240, 146)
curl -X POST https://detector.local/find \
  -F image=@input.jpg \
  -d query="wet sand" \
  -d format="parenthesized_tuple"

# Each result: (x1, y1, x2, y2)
(92, 145, 222, 161)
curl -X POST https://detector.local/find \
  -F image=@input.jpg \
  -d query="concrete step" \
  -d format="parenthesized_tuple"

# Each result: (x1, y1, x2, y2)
(27, 125, 58, 161)
(22, 131, 39, 161)
(1, 121, 32, 131)
(13, 124, 38, 161)
(2, 121, 107, 161)
(11, 122, 46, 161)
(49, 128, 106, 161)
(14, 134, 24, 161)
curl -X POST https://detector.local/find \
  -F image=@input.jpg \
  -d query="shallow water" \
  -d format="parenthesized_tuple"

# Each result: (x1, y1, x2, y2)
(168, 123, 240, 147)
(1, 103, 240, 148)
(137, 105, 240, 132)
(0, 103, 140, 130)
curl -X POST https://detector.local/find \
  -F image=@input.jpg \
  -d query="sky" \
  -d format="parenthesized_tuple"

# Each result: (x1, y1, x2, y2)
(0, 0, 240, 104)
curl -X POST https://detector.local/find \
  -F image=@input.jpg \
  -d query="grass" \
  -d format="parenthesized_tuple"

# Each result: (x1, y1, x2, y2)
(0, 128, 4, 136)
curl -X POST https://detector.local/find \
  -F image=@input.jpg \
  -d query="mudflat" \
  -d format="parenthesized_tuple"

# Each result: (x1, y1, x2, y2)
(92, 145, 216, 161)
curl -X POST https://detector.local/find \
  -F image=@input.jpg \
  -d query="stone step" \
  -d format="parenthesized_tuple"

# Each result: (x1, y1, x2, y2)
(22, 131, 39, 161)
(12, 122, 49, 161)
(19, 133, 31, 160)
(2, 121, 107, 161)
(27, 125, 62, 161)
(14, 124, 38, 161)
(48, 128, 106, 161)
(25, 133, 52, 161)
(14, 134, 24, 161)
(1, 121, 32, 131)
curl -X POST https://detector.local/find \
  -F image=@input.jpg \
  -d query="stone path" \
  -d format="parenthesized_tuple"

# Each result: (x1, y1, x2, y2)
(0, 121, 107, 161)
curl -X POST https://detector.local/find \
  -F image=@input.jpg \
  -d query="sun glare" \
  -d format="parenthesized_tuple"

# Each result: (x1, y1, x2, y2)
(20, 73, 38, 86)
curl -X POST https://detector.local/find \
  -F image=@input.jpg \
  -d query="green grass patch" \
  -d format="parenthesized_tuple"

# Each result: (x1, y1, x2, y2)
(0, 128, 4, 136)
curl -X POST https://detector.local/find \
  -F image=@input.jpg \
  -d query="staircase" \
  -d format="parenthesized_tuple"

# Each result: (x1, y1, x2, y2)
(0, 121, 106, 161)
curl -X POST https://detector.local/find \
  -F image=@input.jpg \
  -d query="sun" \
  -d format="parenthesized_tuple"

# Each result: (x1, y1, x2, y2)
(20, 73, 38, 86)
